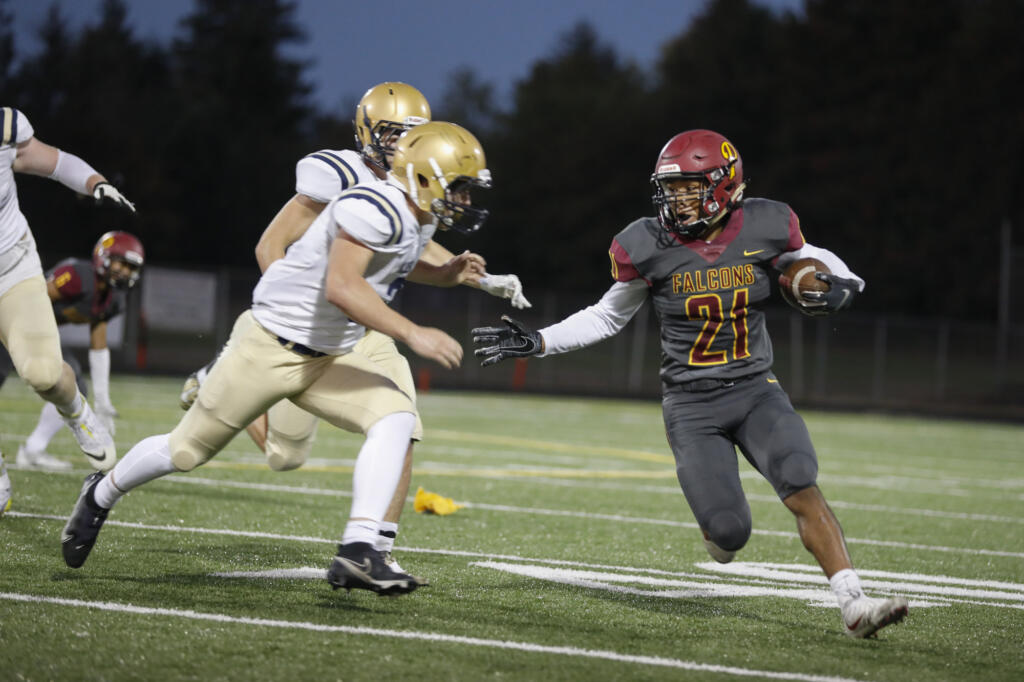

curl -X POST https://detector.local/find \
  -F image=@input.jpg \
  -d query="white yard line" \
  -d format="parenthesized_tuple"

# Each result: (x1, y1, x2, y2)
(9, 502, 1024, 560)
(0, 591, 866, 682)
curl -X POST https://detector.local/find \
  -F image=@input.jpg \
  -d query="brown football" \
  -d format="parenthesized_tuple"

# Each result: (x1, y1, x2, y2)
(778, 257, 830, 309)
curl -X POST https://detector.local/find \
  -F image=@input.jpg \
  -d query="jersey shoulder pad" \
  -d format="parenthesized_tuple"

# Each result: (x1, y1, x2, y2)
(608, 218, 658, 284)
(1, 107, 34, 147)
(741, 198, 804, 253)
(332, 183, 406, 249)
(296, 148, 364, 202)
(48, 261, 84, 298)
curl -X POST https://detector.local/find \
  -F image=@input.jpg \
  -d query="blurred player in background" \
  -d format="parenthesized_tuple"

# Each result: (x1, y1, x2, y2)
(0, 107, 135, 511)
(1, 231, 144, 471)
(178, 82, 529, 574)
(63, 121, 493, 596)
(473, 129, 908, 638)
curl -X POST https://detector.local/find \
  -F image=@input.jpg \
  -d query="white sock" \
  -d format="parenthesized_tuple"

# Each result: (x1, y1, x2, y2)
(376, 521, 399, 552)
(342, 519, 379, 545)
(94, 434, 176, 509)
(55, 391, 85, 419)
(829, 568, 864, 609)
(25, 402, 65, 453)
(346, 412, 416, 538)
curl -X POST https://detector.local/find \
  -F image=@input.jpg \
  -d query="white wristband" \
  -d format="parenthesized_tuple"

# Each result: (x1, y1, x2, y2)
(49, 150, 99, 195)
(89, 348, 111, 403)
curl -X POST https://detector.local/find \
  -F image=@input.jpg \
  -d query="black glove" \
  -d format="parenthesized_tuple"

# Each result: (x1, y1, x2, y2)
(472, 315, 543, 367)
(92, 182, 136, 213)
(801, 272, 858, 313)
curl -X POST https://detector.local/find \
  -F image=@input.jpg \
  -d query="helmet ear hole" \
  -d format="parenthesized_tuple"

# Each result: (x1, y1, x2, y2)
(417, 173, 430, 189)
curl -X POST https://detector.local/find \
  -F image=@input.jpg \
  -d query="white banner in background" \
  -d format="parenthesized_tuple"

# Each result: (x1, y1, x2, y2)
(141, 266, 218, 333)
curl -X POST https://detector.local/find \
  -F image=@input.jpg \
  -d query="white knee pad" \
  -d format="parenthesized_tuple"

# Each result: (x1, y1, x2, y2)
(168, 428, 216, 472)
(265, 435, 312, 471)
(20, 354, 63, 392)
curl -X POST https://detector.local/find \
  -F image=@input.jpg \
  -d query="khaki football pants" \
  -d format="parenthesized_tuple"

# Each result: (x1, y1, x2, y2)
(169, 311, 417, 472)
(0, 274, 66, 394)
(263, 329, 423, 471)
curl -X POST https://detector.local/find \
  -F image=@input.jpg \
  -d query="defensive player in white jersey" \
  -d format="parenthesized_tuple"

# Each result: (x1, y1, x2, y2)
(62, 121, 492, 596)
(0, 107, 134, 501)
(179, 82, 529, 573)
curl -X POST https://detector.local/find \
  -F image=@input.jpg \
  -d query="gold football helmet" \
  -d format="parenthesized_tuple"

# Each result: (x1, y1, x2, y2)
(353, 82, 431, 171)
(388, 121, 492, 234)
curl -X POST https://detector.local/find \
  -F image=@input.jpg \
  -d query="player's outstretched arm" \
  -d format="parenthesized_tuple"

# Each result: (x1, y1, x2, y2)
(13, 136, 134, 212)
(414, 241, 531, 308)
(472, 315, 544, 366)
(408, 247, 486, 287)
(326, 233, 463, 369)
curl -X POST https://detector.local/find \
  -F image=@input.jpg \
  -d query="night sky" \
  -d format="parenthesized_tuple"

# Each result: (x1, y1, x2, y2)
(9, 0, 804, 111)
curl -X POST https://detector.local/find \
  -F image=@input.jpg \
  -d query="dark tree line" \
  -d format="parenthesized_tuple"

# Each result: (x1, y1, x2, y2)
(1, 0, 1021, 320)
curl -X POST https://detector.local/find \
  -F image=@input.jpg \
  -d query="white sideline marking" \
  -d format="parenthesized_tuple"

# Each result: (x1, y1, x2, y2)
(11, 500, 1024, 560)
(470, 562, 1024, 611)
(211, 560, 1024, 611)
(0, 592, 862, 682)
(15, 509, 1021, 601)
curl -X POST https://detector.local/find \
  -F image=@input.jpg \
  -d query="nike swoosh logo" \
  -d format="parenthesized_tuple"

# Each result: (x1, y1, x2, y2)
(83, 451, 106, 462)
(838, 289, 851, 308)
(743, 249, 765, 256)
(338, 557, 373, 578)
(767, 378, 778, 384)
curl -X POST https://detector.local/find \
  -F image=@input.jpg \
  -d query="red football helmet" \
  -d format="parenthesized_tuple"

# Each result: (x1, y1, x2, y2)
(93, 230, 145, 289)
(650, 129, 745, 239)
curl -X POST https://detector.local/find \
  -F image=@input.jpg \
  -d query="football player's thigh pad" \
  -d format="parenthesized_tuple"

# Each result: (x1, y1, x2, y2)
(265, 399, 319, 471)
(738, 388, 819, 498)
(171, 315, 315, 471)
(291, 350, 418, 436)
(0, 276, 62, 391)
(664, 395, 753, 550)
(353, 330, 423, 440)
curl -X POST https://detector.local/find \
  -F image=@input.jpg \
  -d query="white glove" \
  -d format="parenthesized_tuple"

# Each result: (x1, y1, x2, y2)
(94, 399, 119, 436)
(479, 274, 532, 309)
(93, 182, 136, 213)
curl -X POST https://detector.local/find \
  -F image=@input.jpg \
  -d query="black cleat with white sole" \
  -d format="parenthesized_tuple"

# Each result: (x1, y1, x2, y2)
(327, 542, 422, 596)
(61, 472, 109, 568)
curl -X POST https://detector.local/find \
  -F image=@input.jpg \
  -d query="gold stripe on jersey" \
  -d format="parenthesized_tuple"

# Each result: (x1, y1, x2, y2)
(342, 186, 403, 245)
(1, 107, 13, 146)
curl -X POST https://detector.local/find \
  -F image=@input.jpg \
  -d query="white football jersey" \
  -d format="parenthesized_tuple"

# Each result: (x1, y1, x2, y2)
(252, 180, 436, 354)
(0, 107, 35, 253)
(295, 148, 377, 203)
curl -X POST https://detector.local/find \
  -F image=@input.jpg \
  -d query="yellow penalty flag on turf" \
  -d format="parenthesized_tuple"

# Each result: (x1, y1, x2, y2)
(413, 487, 465, 516)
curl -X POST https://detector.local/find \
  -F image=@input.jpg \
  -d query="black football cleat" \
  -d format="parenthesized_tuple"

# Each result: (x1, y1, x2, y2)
(326, 542, 422, 596)
(61, 472, 110, 568)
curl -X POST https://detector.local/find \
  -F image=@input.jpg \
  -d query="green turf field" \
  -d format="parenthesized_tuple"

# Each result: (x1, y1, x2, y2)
(2, 375, 1022, 681)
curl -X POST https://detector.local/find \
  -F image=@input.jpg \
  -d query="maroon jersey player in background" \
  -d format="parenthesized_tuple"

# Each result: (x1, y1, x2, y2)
(1, 231, 144, 471)
(473, 129, 908, 639)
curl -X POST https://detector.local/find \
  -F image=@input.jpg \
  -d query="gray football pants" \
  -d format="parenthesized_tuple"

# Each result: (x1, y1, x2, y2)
(662, 371, 818, 553)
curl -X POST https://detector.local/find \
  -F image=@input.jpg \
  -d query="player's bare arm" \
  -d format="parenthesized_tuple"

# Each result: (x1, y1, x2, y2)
(415, 241, 531, 308)
(254, 193, 326, 273)
(13, 136, 134, 211)
(408, 246, 487, 287)
(325, 232, 462, 369)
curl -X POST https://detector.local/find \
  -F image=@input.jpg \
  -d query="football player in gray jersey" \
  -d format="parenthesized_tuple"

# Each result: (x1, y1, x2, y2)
(473, 129, 908, 638)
